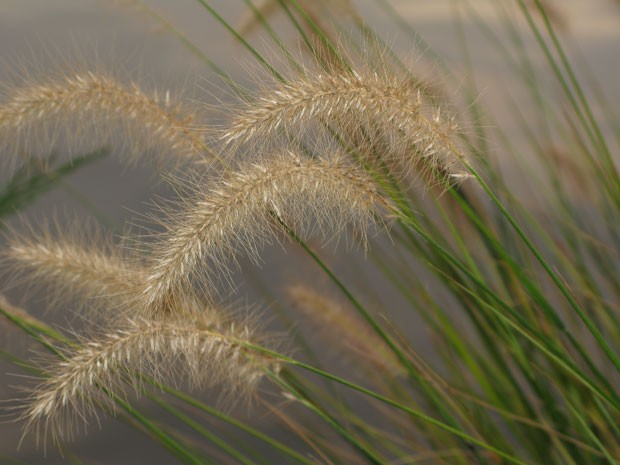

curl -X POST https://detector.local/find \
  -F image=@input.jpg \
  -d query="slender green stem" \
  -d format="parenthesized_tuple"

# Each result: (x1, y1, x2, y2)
(0, 305, 207, 465)
(271, 370, 388, 465)
(285, 0, 353, 73)
(150, 382, 320, 465)
(275, 215, 426, 381)
(267, 369, 528, 465)
(565, 396, 618, 464)
(240, 0, 303, 73)
(386, 212, 620, 410)
(531, 0, 617, 179)
(515, 0, 620, 201)
(108, 391, 207, 465)
(193, 0, 285, 82)
(465, 162, 620, 374)
(148, 393, 259, 465)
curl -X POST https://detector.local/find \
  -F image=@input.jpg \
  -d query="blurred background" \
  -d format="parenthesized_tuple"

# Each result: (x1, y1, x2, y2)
(0, 1, 619, 463)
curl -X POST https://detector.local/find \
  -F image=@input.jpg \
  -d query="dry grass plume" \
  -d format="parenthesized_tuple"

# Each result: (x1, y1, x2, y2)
(141, 151, 390, 314)
(222, 66, 470, 181)
(0, 71, 210, 173)
(19, 308, 279, 445)
(1, 219, 143, 315)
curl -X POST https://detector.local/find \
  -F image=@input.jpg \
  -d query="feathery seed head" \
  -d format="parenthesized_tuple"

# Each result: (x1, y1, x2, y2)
(222, 66, 471, 182)
(1, 218, 144, 316)
(0, 71, 209, 174)
(20, 309, 279, 445)
(141, 151, 390, 315)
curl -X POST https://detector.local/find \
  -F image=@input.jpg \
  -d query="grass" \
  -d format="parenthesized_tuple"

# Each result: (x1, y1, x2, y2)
(0, 0, 619, 464)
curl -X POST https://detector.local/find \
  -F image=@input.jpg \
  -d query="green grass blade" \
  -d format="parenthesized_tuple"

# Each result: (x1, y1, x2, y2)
(0, 148, 109, 219)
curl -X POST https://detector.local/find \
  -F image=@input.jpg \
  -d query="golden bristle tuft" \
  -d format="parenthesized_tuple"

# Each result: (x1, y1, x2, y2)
(141, 151, 390, 315)
(19, 309, 279, 445)
(1, 219, 142, 315)
(0, 71, 210, 172)
(222, 68, 471, 182)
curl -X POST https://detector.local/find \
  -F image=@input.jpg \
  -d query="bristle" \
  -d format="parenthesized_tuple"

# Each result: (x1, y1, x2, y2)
(0, 71, 209, 172)
(1, 219, 142, 315)
(20, 310, 279, 444)
(222, 69, 471, 181)
(142, 152, 390, 314)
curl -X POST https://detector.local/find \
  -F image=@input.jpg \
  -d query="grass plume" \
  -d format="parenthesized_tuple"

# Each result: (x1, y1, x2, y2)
(1, 219, 142, 315)
(142, 151, 390, 314)
(222, 67, 470, 181)
(19, 309, 279, 445)
(0, 71, 208, 172)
